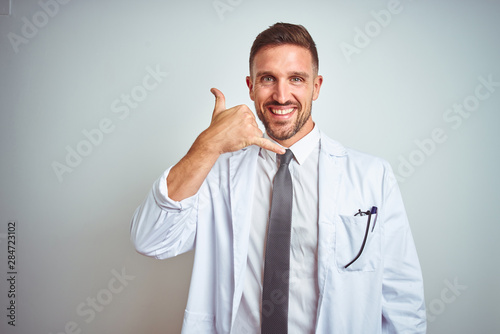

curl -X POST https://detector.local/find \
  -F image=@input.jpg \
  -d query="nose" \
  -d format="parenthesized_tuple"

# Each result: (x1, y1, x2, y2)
(272, 79, 290, 104)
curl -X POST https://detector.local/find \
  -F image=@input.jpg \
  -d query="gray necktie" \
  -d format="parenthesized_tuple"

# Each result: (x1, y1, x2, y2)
(261, 149, 293, 334)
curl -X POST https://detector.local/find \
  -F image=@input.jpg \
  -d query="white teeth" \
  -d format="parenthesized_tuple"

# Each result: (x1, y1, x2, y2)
(270, 108, 294, 115)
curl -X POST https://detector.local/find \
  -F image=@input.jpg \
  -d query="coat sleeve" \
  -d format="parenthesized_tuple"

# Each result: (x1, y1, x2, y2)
(130, 167, 199, 259)
(380, 165, 427, 333)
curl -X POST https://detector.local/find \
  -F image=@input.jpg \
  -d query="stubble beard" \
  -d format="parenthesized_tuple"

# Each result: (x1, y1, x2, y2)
(256, 101, 313, 142)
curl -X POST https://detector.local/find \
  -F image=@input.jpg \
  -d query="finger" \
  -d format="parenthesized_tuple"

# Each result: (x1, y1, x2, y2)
(251, 137, 286, 155)
(210, 88, 226, 116)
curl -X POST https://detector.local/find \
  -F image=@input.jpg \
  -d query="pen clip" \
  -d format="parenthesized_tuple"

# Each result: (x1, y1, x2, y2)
(370, 206, 378, 232)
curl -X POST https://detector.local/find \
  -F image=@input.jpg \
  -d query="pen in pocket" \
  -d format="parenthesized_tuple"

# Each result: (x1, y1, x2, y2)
(345, 206, 378, 268)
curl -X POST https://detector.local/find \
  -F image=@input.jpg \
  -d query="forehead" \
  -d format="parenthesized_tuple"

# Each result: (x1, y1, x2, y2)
(251, 44, 314, 76)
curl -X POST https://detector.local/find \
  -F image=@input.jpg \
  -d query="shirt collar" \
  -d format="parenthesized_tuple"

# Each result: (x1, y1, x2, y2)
(260, 125, 320, 165)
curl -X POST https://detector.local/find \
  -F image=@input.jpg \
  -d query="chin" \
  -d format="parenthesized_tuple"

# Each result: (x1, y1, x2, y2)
(267, 127, 296, 141)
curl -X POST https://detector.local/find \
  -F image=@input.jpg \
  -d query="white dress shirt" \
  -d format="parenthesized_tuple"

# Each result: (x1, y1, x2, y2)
(233, 126, 321, 334)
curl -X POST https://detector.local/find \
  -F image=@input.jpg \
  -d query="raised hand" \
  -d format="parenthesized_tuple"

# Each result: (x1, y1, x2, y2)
(167, 88, 284, 201)
(204, 88, 285, 155)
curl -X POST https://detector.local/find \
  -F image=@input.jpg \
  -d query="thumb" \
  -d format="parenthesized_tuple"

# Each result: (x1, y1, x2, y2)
(210, 88, 226, 116)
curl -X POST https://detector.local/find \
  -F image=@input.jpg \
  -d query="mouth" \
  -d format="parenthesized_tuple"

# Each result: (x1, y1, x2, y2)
(269, 107, 295, 115)
(266, 105, 297, 117)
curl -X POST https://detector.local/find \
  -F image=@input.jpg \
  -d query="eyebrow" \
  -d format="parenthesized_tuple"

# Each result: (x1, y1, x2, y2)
(256, 71, 310, 79)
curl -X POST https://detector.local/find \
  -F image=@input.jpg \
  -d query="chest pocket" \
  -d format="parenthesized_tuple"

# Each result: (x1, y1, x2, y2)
(334, 214, 381, 272)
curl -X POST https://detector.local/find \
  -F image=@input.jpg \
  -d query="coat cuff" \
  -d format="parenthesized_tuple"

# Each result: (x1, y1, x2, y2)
(153, 167, 198, 211)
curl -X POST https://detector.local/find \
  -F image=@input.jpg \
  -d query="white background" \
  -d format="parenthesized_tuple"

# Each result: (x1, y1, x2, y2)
(1, 0, 499, 333)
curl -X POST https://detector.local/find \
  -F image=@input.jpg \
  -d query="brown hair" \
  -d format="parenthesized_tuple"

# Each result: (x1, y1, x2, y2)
(249, 22, 319, 76)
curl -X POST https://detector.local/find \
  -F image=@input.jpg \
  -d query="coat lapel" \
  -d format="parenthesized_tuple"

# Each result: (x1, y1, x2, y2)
(316, 132, 347, 320)
(228, 146, 259, 326)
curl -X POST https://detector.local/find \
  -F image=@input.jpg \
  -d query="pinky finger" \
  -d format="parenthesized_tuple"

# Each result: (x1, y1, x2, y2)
(251, 137, 286, 155)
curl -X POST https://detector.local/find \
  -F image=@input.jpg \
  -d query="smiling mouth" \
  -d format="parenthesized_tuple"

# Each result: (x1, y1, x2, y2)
(269, 107, 295, 115)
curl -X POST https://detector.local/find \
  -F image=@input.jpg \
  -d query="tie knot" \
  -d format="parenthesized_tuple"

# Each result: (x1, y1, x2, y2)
(279, 149, 293, 166)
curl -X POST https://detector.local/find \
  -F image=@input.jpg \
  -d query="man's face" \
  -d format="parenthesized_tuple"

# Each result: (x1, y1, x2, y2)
(246, 44, 323, 147)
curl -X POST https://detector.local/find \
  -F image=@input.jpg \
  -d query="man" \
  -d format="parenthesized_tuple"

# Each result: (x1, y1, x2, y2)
(131, 23, 426, 333)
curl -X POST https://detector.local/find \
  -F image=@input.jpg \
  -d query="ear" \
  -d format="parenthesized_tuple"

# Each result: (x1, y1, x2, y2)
(312, 75, 323, 101)
(246, 76, 255, 101)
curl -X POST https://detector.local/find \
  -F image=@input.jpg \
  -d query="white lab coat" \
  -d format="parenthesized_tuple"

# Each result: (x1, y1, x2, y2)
(130, 131, 426, 333)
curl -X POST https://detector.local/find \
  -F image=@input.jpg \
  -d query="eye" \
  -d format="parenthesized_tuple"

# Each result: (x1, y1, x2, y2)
(291, 77, 303, 82)
(262, 76, 275, 82)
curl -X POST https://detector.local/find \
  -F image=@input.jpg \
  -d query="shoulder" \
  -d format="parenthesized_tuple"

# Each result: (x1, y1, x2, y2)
(319, 131, 398, 192)
(319, 131, 393, 173)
